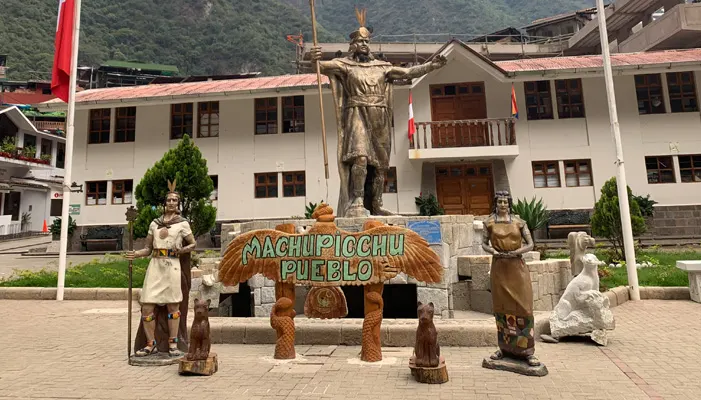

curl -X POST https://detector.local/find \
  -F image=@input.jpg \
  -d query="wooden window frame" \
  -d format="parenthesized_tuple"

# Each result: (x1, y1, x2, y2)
(88, 109, 111, 144)
(645, 156, 676, 184)
(555, 79, 585, 119)
(564, 159, 593, 187)
(678, 154, 701, 183)
(282, 96, 305, 133)
(255, 98, 278, 135)
(384, 167, 398, 193)
(170, 103, 194, 140)
(86, 180, 108, 206)
(532, 161, 561, 188)
(635, 74, 666, 115)
(254, 172, 278, 198)
(282, 171, 306, 197)
(111, 180, 133, 205)
(667, 72, 699, 113)
(115, 107, 136, 142)
(198, 101, 220, 138)
(524, 81, 554, 120)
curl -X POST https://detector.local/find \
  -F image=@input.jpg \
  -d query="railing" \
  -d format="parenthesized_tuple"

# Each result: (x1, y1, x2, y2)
(410, 118, 516, 150)
(34, 120, 65, 131)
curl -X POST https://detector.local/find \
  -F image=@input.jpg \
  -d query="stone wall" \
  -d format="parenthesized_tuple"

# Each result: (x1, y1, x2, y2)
(222, 214, 488, 318)
(647, 205, 701, 237)
(454, 253, 572, 314)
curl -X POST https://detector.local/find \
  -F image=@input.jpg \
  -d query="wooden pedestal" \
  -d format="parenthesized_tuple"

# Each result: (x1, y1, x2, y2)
(178, 353, 218, 376)
(409, 355, 449, 384)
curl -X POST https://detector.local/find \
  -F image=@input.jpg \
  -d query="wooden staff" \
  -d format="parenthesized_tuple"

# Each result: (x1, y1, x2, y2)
(125, 206, 138, 362)
(309, 0, 330, 180)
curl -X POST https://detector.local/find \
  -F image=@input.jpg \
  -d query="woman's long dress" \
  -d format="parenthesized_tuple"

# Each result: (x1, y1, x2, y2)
(486, 216, 535, 358)
(133, 216, 192, 353)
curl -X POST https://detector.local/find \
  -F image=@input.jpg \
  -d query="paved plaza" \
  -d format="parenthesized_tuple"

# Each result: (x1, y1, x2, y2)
(1, 299, 700, 400)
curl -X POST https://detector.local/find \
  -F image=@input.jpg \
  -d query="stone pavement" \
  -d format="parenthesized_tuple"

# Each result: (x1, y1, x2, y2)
(1, 299, 700, 400)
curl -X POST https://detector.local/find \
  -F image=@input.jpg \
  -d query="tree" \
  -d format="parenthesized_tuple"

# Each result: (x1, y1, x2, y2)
(133, 135, 216, 238)
(591, 177, 646, 262)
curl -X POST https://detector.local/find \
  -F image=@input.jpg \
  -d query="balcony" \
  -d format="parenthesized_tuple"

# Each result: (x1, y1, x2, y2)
(33, 120, 65, 133)
(409, 118, 519, 161)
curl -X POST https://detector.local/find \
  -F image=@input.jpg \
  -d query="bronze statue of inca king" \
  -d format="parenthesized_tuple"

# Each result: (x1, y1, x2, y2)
(311, 8, 447, 218)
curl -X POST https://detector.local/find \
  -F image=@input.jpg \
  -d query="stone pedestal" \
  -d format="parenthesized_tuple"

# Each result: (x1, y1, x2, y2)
(482, 356, 548, 377)
(178, 353, 218, 376)
(677, 261, 701, 303)
(129, 353, 181, 367)
(409, 356, 449, 384)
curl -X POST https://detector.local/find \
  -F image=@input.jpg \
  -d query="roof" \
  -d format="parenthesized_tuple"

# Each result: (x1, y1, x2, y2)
(495, 48, 701, 72)
(101, 60, 180, 74)
(524, 7, 599, 30)
(0, 92, 56, 106)
(41, 74, 329, 107)
(0, 106, 66, 142)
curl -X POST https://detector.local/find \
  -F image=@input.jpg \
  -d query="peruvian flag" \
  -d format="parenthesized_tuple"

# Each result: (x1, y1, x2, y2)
(51, 0, 76, 102)
(408, 91, 416, 140)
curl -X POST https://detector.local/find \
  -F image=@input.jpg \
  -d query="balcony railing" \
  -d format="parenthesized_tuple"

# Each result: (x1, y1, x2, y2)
(411, 118, 516, 150)
(34, 120, 65, 132)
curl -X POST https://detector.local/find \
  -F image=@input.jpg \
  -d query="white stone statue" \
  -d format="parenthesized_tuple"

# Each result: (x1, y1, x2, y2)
(542, 253, 615, 346)
(568, 231, 595, 276)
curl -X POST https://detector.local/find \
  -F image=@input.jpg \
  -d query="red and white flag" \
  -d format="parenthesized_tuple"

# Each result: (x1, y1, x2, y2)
(408, 91, 416, 140)
(51, 0, 76, 102)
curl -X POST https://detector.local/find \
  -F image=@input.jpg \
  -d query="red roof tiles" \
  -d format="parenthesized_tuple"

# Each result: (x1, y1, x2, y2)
(51, 74, 328, 105)
(496, 48, 701, 72)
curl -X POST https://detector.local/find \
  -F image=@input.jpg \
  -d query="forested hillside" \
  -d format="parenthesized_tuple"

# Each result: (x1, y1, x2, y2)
(1, 0, 590, 80)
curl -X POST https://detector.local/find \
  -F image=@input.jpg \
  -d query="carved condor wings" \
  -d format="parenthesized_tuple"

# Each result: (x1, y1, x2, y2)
(217, 224, 443, 287)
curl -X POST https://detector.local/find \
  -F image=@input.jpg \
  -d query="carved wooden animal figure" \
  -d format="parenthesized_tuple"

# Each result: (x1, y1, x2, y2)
(361, 290, 384, 362)
(271, 297, 296, 359)
(555, 253, 601, 320)
(186, 298, 211, 361)
(414, 302, 440, 367)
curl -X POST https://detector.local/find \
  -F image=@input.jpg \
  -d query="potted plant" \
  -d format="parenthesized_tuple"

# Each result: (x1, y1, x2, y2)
(22, 145, 37, 159)
(1, 136, 17, 156)
(40, 154, 52, 164)
(49, 216, 77, 249)
(21, 212, 31, 232)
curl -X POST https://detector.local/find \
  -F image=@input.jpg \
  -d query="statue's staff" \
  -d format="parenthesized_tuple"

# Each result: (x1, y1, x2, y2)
(125, 206, 138, 363)
(309, 0, 330, 185)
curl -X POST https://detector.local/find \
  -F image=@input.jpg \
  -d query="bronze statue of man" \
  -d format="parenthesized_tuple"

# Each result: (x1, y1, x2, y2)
(311, 8, 446, 218)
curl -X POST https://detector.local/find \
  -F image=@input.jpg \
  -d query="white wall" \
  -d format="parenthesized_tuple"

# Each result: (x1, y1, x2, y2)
(20, 189, 48, 231)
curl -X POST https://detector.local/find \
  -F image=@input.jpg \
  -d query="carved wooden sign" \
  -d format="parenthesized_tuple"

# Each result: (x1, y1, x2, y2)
(218, 204, 443, 287)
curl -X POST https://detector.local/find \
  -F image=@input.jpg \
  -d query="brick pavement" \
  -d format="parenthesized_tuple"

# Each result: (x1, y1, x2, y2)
(0, 299, 699, 400)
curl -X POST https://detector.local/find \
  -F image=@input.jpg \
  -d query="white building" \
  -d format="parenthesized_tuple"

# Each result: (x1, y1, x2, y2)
(39, 41, 701, 237)
(0, 106, 66, 234)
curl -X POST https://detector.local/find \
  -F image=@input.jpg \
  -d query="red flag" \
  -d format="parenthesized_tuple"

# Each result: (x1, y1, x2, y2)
(408, 91, 416, 140)
(51, 0, 76, 102)
(511, 83, 519, 119)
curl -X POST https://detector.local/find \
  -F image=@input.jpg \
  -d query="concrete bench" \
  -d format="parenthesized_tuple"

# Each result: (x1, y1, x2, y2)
(676, 260, 701, 303)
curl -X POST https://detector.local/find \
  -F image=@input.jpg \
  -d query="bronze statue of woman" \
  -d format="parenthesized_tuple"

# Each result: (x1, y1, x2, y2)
(126, 179, 196, 358)
(482, 191, 541, 367)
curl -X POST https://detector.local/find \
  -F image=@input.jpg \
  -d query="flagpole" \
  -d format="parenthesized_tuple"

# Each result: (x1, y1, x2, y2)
(595, 0, 640, 301)
(57, 0, 81, 301)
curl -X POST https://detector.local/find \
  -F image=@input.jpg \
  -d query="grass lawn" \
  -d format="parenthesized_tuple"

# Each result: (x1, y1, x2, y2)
(0, 256, 149, 288)
(545, 249, 696, 291)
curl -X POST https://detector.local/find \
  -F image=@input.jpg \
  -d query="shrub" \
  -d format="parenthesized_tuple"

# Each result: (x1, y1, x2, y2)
(49, 216, 77, 236)
(591, 177, 646, 262)
(511, 197, 549, 245)
(632, 194, 657, 217)
(415, 193, 444, 216)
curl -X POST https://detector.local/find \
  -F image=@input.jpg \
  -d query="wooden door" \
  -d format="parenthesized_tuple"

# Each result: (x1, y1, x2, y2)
(430, 82, 488, 148)
(436, 164, 494, 215)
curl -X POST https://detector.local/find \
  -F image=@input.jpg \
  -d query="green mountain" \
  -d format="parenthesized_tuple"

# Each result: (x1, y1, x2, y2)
(1, 0, 590, 81)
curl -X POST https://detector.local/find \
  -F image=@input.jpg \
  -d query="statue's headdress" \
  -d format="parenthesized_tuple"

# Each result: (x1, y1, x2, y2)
(167, 178, 179, 197)
(349, 7, 372, 41)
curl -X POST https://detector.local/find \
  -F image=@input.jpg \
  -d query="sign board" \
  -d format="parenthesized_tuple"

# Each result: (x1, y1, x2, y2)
(51, 191, 63, 199)
(69, 204, 80, 216)
(407, 220, 442, 245)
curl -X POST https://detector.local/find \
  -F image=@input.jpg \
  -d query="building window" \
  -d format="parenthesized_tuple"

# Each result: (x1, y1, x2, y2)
(24, 134, 36, 150)
(210, 175, 218, 200)
(635, 74, 666, 115)
(88, 109, 111, 144)
(384, 167, 397, 193)
(115, 107, 136, 142)
(40, 139, 52, 158)
(532, 161, 560, 188)
(282, 96, 305, 133)
(645, 156, 675, 184)
(555, 79, 585, 119)
(111, 180, 133, 204)
(170, 103, 193, 139)
(283, 171, 305, 197)
(56, 143, 65, 169)
(254, 172, 278, 198)
(3, 192, 21, 221)
(667, 72, 698, 113)
(679, 154, 701, 183)
(255, 98, 278, 135)
(525, 81, 553, 120)
(50, 199, 62, 217)
(86, 181, 108, 205)
(198, 101, 220, 138)
(564, 159, 592, 187)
